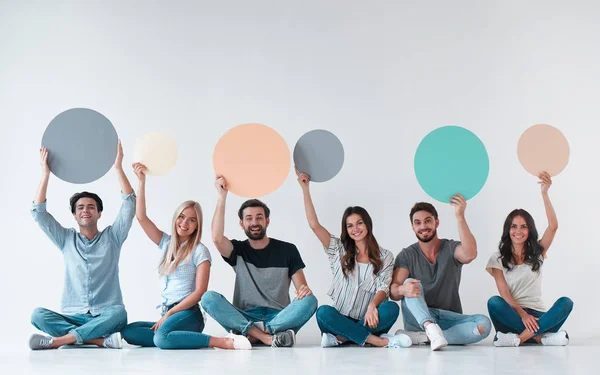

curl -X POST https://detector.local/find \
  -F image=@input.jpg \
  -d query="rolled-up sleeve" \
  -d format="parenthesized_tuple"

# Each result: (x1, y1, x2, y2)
(375, 250, 395, 296)
(31, 201, 69, 250)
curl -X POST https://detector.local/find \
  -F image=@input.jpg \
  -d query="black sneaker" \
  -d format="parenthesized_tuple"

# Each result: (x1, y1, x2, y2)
(271, 329, 296, 347)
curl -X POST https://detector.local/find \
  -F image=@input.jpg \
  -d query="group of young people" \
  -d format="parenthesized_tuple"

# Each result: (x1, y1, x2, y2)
(28, 143, 574, 351)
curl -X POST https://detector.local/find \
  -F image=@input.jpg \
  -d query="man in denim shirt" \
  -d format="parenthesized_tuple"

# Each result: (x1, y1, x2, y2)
(29, 142, 136, 350)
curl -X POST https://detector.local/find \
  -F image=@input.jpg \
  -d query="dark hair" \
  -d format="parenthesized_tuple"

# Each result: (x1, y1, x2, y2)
(238, 199, 270, 220)
(409, 202, 438, 223)
(498, 209, 544, 272)
(69, 192, 103, 214)
(340, 206, 383, 277)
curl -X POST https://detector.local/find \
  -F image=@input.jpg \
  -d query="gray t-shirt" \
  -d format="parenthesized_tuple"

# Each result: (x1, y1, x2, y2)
(394, 239, 463, 313)
(223, 238, 305, 311)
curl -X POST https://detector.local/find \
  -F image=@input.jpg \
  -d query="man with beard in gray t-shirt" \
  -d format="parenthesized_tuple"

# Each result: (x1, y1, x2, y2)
(390, 197, 491, 351)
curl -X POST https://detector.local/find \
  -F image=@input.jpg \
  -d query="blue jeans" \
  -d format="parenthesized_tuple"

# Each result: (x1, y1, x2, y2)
(30, 306, 127, 345)
(487, 296, 573, 340)
(316, 301, 399, 346)
(122, 305, 210, 349)
(201, 291, 318, 336)
(401, 279, 491, 345)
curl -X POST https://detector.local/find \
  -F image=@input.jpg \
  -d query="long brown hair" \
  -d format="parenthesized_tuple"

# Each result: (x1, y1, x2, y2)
(340, 206, 383, 277)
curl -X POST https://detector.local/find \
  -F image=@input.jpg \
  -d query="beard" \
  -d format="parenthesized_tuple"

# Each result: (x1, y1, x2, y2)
(416, 229, 437, 243)
(245, 226, 267, 240)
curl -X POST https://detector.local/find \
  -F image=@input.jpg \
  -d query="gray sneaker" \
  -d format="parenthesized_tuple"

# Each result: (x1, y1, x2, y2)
(271, 329, 296, 347)
(29, 334, 53, 350)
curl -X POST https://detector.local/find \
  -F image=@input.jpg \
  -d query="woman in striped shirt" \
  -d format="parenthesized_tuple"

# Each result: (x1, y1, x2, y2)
(297, 172, 411, 348)
(120, 163, 251, 350)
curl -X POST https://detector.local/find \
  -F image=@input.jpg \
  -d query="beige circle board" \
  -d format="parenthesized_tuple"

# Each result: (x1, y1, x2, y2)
(133, 132, 178, 176)
(213, 123, 290, 198)
(517, 124, 569, 176)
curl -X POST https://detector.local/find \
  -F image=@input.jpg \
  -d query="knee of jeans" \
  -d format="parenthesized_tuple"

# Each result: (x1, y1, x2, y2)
(105, 305, 128, 325)
(402, 278, 423, 294)
(121, 324, 135, 343)
(153, 332, 171, 349)
(30, 307, 49, 326)
(200, 290, 221, 311)
(379, 301, 400, 321)
(487, 296, 504, 312)
(557, 297, 574, 312)
(302, 294, 318, 315)
(475, 315, 492, 338)
(316, 305, 337, 324)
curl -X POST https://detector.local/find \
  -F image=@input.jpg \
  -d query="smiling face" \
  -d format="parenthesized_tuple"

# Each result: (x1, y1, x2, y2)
(345, 213, 368, 242)
(509, 215, 529, 245)
(240, 207, 269, 240)
(411, 210, 439, 243)
(175, 206, 198, 240)
(73, 197, 101, 228)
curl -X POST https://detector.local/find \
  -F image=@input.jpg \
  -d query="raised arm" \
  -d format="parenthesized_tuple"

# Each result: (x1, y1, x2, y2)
(211, 176, 234, 258)
(132, 163, 163, 245)
(34, 147, 50, 204)
(32, 147, 68, 249)
(114, 140, 133, 195)
(537, 171, 558, 255)
(296, 170, 331, 248)
(450, 194, 478, 264)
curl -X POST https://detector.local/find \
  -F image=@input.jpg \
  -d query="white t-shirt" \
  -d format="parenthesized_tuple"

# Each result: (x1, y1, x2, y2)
(357, 261, 370, 285)
(486, 251, 546, 312)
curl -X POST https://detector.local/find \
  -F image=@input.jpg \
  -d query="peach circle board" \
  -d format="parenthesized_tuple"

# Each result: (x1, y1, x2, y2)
(213, 123, 290, 198)
(517, 124, 570, 177)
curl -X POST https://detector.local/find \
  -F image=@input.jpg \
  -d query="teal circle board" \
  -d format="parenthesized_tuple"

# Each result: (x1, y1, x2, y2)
(414, 126, 489, 203)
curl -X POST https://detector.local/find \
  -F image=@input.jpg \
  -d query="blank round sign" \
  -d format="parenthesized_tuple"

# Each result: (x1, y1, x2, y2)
(213, 123, 290, 198)
(293, 129, 344, 183)
(41, 108, 118, 184)
(517, 124, 570, 177)
(133, 132, 178, 176)
(414, 126, 489, 203)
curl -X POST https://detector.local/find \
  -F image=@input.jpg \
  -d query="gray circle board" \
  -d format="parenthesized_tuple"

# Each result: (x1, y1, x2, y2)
(41, 108, 118, 184)
(293, 129, 344, 183)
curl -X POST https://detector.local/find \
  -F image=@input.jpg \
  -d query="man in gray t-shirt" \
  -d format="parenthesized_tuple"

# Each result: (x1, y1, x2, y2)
(390, 197, 491, 350)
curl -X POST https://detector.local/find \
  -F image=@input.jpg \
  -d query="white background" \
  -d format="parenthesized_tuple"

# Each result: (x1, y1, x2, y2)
(1, 0, 599, 349)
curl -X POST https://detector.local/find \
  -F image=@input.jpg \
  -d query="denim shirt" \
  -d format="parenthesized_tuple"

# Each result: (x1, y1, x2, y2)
(31, 192, 136, 315)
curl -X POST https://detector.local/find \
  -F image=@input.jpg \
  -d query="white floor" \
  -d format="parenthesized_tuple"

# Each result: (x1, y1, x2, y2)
(2, 340, 597, 375)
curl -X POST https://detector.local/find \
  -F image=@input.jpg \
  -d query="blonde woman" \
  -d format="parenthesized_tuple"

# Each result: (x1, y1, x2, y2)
(121, 163, 251, 350)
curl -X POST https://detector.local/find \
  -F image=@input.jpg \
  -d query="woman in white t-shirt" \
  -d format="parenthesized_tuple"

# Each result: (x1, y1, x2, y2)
(120, 163, 251, 350)
(297, 171, 411, 349)
(486, 171, 573, 347)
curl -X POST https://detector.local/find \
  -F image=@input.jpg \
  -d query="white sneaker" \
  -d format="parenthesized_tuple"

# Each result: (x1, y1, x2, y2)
(225, 333, 252, 350)
(321, 333, 341, 348)
(395, 329, 429, 345)
(381, 333, 412, 348)
(425, 323, 448, 351)
(541, 331, 569, 346)
(493, 332, 520, 347)
(103, 332, 122, 349)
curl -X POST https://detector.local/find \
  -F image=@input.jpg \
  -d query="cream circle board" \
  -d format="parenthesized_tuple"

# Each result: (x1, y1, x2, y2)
(133, 132, 178, 176)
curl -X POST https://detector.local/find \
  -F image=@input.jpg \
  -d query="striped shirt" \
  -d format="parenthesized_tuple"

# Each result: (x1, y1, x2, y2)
(325, 236, 395, 320)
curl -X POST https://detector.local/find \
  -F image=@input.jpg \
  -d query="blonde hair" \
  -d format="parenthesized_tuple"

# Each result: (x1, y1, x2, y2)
(159, 200, 203, 275)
